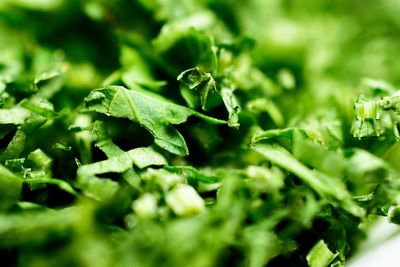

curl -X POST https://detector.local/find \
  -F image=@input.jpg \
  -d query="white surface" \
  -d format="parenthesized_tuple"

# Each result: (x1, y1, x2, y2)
(348, 218, 400, 267)
(348, 236, 400, 267)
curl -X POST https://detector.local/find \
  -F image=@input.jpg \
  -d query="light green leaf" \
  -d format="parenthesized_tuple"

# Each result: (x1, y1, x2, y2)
(0, 207, 83, 247)
(0, 107, 30, 125)
(177, 67, 220, 110)
(24, 178, 77, 195)
(0, 115, 47, 162)
(0, 164, 23, 210)
(221, 87, 240, 128)
(27, 149, 52, 172)
(177, 68, 240, 128)
(77, 146, 167, 200)
(78, 146, 167, 178)
(164, 166, 220, 184)
(306, 240, 338, 267)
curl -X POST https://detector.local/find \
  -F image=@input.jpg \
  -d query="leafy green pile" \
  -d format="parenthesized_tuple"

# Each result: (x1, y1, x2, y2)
(1, 1, 400, 266)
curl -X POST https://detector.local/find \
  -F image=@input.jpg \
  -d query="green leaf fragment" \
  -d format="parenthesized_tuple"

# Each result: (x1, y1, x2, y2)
(153, 16, 218, 73)
(0, 107, 30, 125)
(351, 91, 400, 138)
(120, 46, 166, 91)
(246, 98, 284, 126)
(178, 67, 241, 128)
(0, 164, 22, 210)
(95, 139, 125, 158)
(78, 176, 120, 201)
(164, 166, 220, 184)
(53, 142, 72, 151)
(77, 146, 167, 200)
(27, 149, 52, 172)
(252, 143, 365, 217)
(221, 87, 240, 128)
(388, 207, 400, 224)
(0, 206, 88, 247)
(20, 98, 57, 118)
(142, 168, 186, 191)
(243, 228, 280, 267)
(84, 85, 225, 155)
(306, 240, 338, 267)
(178, 67, 220, 110)
(0, 115, 47, 162)
(78, 146, 167, 177)
(24, 178, 77, 195)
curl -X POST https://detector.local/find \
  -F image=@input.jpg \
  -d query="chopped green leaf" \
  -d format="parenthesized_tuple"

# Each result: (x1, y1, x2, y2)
(0, 164, 22, 210)
(1, 1, 400, 266)
(84, 85, 225, 155)
(306, 240, 338, 267)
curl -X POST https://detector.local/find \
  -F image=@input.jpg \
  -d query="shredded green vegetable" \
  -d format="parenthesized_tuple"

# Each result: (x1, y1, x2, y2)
(1, 1, 400, 266)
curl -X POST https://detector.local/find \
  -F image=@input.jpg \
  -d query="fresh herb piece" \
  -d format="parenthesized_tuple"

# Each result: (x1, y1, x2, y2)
(84, 85, 225, 155)
(0, 164, 22, 210)
(306, 240, 338, 267)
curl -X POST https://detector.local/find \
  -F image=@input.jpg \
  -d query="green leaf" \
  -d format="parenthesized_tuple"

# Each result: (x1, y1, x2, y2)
(20, 98, 58, 118)
(153, 15, 219, 73)
(306, 240, 338, 267)
(78, 146, 167, 177)
(120, 45, 166, 91)
(351, 91, 400, 139)
(0, 206, 85, 247)
(252, 143, 365, 217)
(24, 178, 77, 195)
(84, 85, 225, 155)
(95, 139, 125, 158)
(389, 207, 400, 224)
(1, 0, 64, 11)
(77, 175, 120, 201)
(177, 67, 220, 110)
(27, 149, 52, 172)
(246, 98, 284, 126)
(77, 146, 167, 200)
(221, 87, 240, 128)
(0, 164, 23, 210)
(0, 115, 47, 162)
(0, 107, 30, 125)
(164, 166, 220, 184)
(251, 127, 306, 146)
(177, 67, 241, 128)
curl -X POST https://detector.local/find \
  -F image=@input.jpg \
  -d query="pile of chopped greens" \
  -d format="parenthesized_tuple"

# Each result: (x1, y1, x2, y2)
(1, 1, 400, 266)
